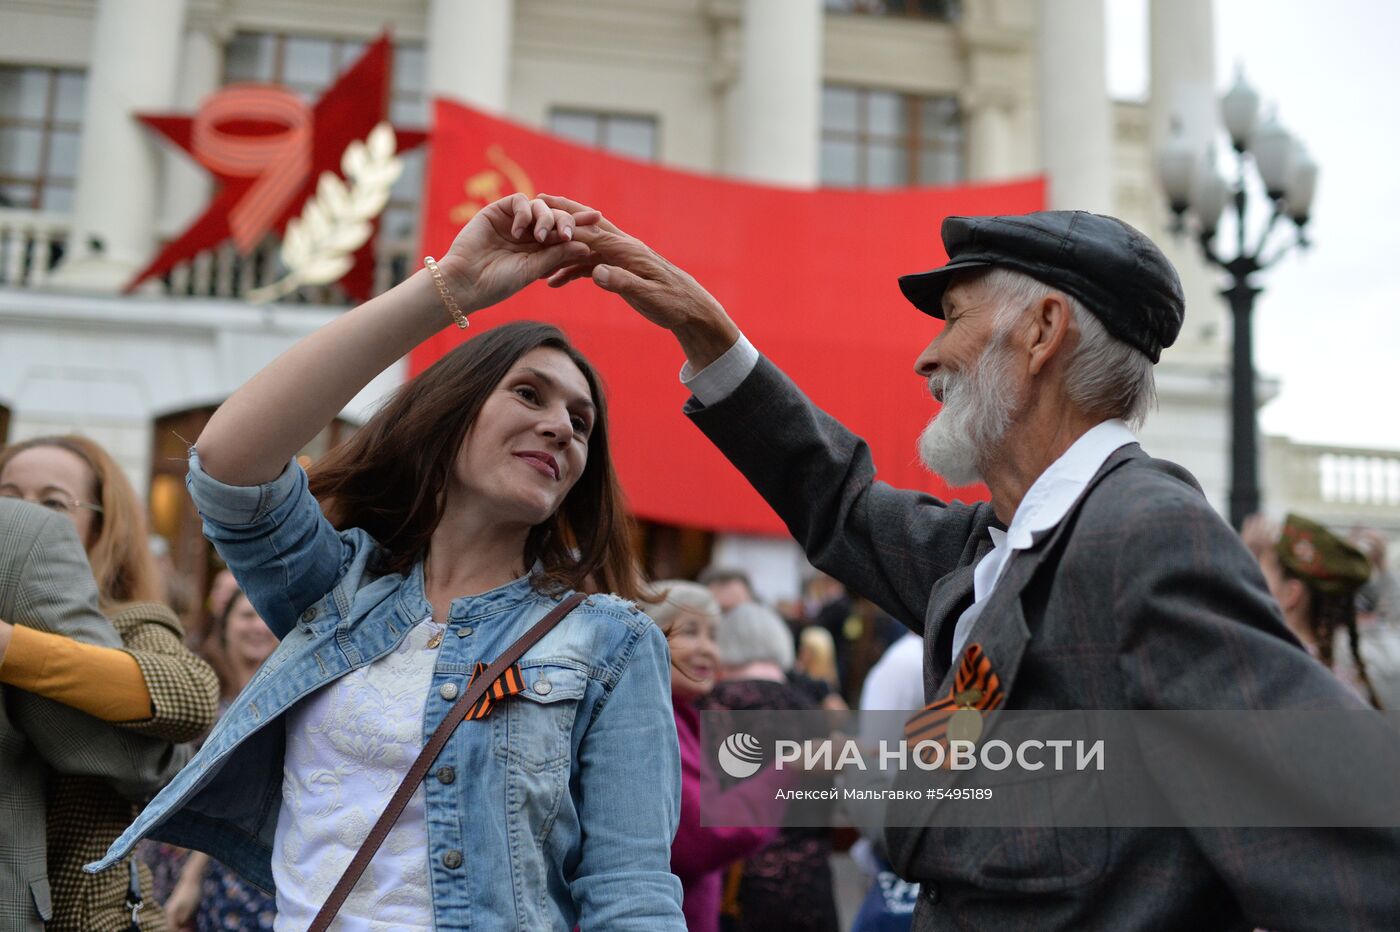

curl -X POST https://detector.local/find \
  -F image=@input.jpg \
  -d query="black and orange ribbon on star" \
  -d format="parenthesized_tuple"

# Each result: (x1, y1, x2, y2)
(903, 643, 1004, 760)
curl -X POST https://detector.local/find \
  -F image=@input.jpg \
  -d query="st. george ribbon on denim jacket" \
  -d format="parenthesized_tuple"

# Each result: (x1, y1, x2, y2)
(88, 451, 686, 931)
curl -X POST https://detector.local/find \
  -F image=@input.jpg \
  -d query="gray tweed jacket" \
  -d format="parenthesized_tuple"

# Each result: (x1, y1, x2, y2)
(0, 499, 187, 930)
(686, 356, 1400, 932)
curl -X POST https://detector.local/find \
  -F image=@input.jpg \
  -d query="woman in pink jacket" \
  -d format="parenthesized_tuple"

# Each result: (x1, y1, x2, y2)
(642, 581, 779, 932)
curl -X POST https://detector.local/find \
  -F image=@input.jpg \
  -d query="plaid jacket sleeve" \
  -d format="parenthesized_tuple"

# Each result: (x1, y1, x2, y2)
(109, 602, 220, 744)
(0, 502, 187, 800)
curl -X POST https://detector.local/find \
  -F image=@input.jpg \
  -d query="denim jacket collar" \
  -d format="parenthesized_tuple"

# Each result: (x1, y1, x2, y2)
(393, 559, 548, 626)
(91, 457, 686, 929)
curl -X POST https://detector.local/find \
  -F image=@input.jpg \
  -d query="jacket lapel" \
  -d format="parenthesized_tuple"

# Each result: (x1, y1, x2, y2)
(920, 558, 981, 687)
(929, 591, 1031, 704)
(924, 444, 1147, 703)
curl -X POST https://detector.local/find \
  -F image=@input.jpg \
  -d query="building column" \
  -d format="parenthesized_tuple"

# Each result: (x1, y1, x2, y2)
(1038, 0, 1113, 212)
(158, 23, 222, 237)
(425, 0, 513, 113)
(731, 0, 822, 185)
(1147, 0, 1225, 361)
(964, 90, 1015, 182)
(711, 0, 822, 593)
(1140, 0, 1233, 513)
(1149, 0, 1216, 158)
(51, 0, 187, 292)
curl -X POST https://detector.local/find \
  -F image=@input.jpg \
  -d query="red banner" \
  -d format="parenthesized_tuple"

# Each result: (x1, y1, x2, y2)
(416, 100, 1044, 536)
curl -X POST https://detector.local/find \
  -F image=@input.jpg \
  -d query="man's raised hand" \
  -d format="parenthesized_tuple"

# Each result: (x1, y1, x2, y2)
(438, 193, 598, 315)
(536, 193, 740, 368)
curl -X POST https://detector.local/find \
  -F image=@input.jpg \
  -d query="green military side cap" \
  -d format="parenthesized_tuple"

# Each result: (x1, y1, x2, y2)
(1276, 513, 1372, 595)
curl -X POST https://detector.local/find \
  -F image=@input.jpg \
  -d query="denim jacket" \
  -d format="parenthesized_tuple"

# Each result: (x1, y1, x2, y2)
(90, 452, 685, 931)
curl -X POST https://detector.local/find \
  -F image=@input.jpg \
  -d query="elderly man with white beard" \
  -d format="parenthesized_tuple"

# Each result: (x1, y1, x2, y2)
(544, 201, 1400, 931)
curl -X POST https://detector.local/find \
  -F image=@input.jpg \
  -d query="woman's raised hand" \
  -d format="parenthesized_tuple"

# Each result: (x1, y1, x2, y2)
(536, 193, 740, 369)
(440, 194, 599, 314)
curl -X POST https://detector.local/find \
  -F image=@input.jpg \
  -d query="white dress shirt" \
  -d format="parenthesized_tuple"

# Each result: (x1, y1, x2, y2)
(949, 419, 1137, 660)
(681, 336, 1137, 662)
(680, 333, 761, 406)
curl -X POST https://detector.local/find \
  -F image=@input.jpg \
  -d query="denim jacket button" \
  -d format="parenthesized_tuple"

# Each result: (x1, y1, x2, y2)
(439, 682, 459, 700)
(457, 626, 473, 638)
(300, 606, 318, 622)
(442, 849, 463, 869)
(533, 679, 552, 696)
(436, 765, 456, 785)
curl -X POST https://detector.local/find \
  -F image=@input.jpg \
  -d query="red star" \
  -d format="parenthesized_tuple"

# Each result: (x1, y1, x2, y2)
(127, 33, 427, 302)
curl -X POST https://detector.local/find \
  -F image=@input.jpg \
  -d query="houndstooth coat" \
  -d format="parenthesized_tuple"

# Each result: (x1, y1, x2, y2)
(0, 499, 189, 931)
(45, 601, 218, 932)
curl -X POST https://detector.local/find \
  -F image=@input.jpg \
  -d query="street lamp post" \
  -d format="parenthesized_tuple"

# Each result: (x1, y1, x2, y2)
(1155, 69, 1317, 530)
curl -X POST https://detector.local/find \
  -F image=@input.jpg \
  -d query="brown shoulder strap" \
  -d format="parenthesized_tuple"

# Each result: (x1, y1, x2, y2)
(308, 591, 588, 932)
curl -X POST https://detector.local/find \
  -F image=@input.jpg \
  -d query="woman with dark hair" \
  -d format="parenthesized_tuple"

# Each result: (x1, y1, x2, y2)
(90, 194, 685, 930)
(1249, 512, 1385, 708)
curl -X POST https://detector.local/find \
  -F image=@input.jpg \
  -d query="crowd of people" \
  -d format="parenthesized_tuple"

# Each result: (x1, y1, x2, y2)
(1, 192, 1398, 931)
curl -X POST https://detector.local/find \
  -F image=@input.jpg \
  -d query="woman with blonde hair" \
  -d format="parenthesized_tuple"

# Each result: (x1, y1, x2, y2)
(0, 434, 218, 930)
(790, 625, 850, 711)
(796, 626, 838, 687)
(1, 436, 163, 605)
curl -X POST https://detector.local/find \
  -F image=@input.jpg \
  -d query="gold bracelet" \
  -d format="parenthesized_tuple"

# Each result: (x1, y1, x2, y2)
(423, 256, 469, 330)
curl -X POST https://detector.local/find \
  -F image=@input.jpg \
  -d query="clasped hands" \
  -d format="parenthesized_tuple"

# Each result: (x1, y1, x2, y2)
(442, 193, 736, 364)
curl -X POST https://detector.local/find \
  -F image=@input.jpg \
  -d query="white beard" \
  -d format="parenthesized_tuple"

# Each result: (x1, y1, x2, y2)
(917, 338, 1018, 486)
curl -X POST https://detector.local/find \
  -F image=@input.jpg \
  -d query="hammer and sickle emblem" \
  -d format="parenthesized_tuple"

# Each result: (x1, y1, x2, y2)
(449, 145, 535, 224)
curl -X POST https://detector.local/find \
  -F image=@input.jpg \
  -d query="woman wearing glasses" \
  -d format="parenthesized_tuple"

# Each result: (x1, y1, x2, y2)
(0, 435, 219, 931)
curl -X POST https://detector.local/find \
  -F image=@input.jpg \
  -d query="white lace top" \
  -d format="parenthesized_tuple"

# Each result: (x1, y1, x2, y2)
(272, 615, 442, 931)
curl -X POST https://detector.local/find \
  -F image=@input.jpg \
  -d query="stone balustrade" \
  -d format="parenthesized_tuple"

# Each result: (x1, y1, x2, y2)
(1265, 435, 1400, 534)
(0, 208, 415, 303)
(0, 209, 70, 288)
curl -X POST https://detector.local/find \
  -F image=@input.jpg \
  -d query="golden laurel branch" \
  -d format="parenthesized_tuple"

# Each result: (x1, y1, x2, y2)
(247, 122, 403, 304)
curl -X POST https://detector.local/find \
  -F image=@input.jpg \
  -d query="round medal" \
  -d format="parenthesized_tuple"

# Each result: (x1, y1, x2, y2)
(947, 708, 983, 745)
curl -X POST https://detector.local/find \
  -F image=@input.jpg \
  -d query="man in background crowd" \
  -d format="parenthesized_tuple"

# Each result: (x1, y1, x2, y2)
(698, 565, 756, 612)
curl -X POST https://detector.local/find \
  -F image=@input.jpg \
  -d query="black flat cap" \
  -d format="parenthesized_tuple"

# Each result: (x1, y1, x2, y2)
(898, 211, 1185, 363)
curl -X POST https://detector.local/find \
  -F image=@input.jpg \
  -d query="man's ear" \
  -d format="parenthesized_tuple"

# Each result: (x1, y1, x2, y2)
(1026, 292, 1073, 376)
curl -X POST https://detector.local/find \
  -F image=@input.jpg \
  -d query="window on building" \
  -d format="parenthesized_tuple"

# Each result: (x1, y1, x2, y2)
(0, 66, 86, 212)
(820, 85, 963, 187)
(823, 0, 962, 19)
(549, 109, 659, 161)
(222, 32, 427, 244)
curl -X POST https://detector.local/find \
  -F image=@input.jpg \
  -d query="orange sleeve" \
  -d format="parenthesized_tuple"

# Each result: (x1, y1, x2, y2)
(0, 624, 154, 721)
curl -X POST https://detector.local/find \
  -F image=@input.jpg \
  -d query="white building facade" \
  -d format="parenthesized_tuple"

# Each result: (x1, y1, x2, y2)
(3, 0, 1381, 599)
